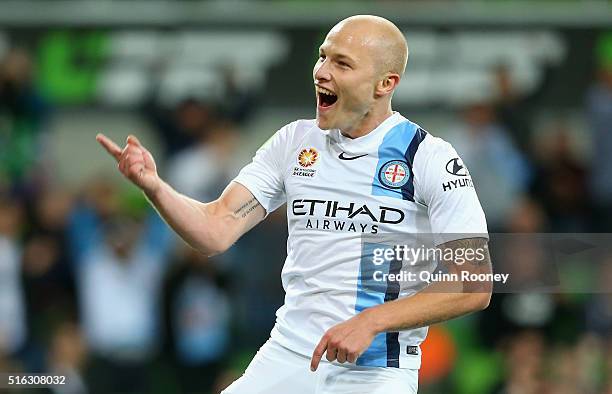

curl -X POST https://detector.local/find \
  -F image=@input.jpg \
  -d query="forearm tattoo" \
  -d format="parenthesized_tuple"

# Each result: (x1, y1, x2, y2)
(439, 237, 492, 293)
(233, 197, 261, 219)
(440, 237, 491, 267)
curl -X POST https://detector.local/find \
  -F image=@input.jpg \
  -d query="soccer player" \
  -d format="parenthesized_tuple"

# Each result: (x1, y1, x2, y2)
(97, 15, 492, 394)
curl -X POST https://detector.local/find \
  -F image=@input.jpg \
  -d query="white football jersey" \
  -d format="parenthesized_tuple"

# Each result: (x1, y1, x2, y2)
(233, 112, 488, 369)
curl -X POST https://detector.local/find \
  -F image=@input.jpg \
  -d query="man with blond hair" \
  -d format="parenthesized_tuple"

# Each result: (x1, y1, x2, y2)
(98, 15, 491, 394)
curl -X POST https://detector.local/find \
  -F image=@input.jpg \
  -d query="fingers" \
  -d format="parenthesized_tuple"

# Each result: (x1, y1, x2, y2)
(327, 345, 358, 365)
(120, 148, 146, 179)
(127, 134, 144, 148)
(98, 133, 156, 191)
(310, 336, 329, 372)
(127, 135, 152, 156)
(125, 135, 156, 171)
(336, 348, 347, 364)
(120, 144, 144, 161)
(312, 328, 365, 371)
(96, 133, 122, 162)
(114, 137, 143, 174)
(347, 351, 360, 364)
(325, 346, 337, 362)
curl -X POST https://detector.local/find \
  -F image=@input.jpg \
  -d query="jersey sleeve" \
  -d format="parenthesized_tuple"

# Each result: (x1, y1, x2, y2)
(232, 123, 291, 214)
(413, 136, 488, 245)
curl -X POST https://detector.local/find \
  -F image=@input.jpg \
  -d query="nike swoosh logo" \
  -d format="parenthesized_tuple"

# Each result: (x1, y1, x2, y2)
(338, 152, 368, 160)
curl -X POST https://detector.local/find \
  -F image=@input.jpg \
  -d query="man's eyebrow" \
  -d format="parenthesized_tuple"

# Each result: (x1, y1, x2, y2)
(319, 48, 355, 64)
(334, 53, 356, 63)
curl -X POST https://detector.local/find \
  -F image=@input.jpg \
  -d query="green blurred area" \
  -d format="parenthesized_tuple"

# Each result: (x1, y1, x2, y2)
(38, 31, 108, 104)
(597, 32, 612, 68)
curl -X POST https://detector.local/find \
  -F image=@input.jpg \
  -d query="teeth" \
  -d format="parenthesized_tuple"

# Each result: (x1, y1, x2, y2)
(316, 86, 336, 96)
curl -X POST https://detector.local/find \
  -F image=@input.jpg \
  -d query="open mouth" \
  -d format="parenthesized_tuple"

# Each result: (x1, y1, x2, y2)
(316, 86, 338, 108)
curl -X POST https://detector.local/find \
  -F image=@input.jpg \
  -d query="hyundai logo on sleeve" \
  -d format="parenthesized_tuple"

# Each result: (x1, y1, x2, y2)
(445, 158, 469, 177)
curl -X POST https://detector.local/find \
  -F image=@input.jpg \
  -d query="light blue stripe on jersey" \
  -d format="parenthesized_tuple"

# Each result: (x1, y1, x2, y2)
(371, 120, 418, 199)
(355, 242, 393, 367)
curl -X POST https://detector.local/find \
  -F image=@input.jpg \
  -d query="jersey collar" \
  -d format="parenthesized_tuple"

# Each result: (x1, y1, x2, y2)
(332, 112, 405, 148)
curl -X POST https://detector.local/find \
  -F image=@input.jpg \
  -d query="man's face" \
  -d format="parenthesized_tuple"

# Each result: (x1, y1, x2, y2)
(312, 26, 379, 131)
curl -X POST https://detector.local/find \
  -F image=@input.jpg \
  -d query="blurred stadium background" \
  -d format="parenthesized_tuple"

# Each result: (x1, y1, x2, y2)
(1, 0, 612, 393)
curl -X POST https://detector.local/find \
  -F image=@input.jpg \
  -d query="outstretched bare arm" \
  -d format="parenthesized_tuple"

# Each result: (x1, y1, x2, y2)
(96, 133, 265, 255)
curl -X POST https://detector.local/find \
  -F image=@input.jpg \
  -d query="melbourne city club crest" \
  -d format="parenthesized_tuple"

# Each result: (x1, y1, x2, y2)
(379, 160, 410, 188)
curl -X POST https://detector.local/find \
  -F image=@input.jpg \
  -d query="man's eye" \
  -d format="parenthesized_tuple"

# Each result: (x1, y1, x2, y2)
(338, 61, 350, 68)
(319, 54, 326, 60)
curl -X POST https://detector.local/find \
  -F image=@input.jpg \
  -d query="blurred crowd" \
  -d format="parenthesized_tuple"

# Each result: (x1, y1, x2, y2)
(0, 31, 612, 394)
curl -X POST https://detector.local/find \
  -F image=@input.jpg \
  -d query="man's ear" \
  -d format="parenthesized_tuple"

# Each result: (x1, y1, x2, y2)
(375, 73, 400, 97)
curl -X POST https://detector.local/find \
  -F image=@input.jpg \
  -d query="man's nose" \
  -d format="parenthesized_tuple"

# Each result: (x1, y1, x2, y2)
(314, 59, 331, 82)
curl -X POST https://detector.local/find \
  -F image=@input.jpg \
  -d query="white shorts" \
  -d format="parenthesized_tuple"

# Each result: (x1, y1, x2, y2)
(221, 339, 419, 394)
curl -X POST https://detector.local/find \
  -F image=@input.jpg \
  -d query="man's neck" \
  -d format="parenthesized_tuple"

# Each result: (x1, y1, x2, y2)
(339, 107, 394, 139)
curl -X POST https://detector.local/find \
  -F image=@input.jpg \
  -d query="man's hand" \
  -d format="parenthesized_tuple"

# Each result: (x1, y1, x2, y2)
(310, 312, 377, 372)
(96, 134, 160, 195)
